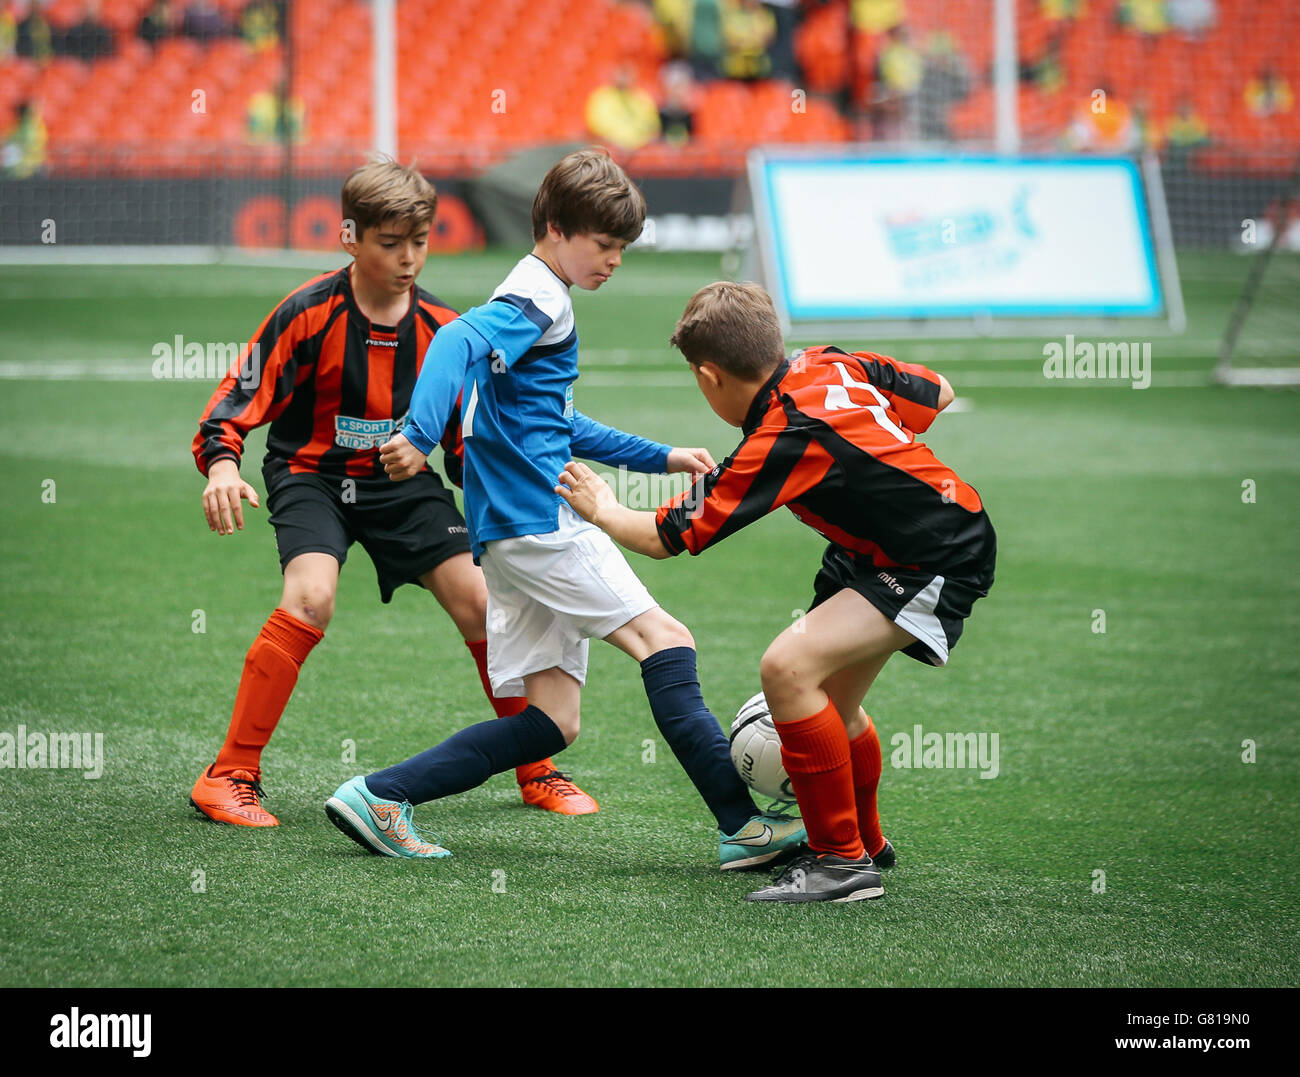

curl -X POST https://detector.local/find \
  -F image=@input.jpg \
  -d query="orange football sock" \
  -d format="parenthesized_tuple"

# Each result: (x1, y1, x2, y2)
(211, 608, 323, 778)
(464, 638, 552, 783)
(777, 700, 866, 861)
(849, 717, 886, 858)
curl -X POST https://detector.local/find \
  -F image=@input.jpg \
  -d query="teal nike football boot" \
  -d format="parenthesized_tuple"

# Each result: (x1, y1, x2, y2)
(325, 776, 450, 859)
(720, 809, 806, 870)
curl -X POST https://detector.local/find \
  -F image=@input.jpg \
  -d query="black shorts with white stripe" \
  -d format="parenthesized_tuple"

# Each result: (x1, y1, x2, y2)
(809, 543, 995, 666)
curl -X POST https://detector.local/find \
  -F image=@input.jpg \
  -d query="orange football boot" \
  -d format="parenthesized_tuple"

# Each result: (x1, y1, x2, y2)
(190, 767, 279, 827)
(517, 761, 599, 815)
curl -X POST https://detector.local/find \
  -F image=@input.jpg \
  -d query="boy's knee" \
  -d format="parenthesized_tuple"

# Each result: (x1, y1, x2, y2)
(759, 638, 806, 700)
(647, 612, 694, 653)
(445, 587, 488, 638)
(286, 584, 335, 630)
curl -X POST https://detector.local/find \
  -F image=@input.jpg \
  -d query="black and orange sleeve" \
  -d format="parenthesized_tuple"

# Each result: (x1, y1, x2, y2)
(655, 412, 827, 556)
(849, 350, 944, 434)
(191, 297, 316, 476)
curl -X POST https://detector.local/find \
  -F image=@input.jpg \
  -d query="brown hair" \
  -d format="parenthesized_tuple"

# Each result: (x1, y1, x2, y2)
(341, 154, 437, 240)
(670, 281, 785, 379)
(531, 148, 646, 243)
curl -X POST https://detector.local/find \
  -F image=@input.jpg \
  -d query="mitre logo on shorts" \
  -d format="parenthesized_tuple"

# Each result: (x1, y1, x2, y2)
(877, 571, 906, 595)
(335, 415, 402, 449)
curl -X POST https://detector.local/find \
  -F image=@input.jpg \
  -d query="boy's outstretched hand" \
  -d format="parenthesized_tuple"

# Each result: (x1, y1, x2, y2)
(556, 461, 672, 559)
(379, 432, 428, 481)
(203, 458, 260, 535)
(666, 446, 716, 476)
(555, 461, 617, 526)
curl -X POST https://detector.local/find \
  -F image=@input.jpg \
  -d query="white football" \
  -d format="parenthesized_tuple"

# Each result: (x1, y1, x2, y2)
(729, 692, 795, 802)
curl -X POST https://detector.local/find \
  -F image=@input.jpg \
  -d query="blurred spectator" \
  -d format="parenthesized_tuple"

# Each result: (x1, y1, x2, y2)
(241, 0, 281, 52)
(0, 5, 16, 60)
(138, 0, 177, 48)
(1163, 96, 1210, 149)
(585, 64, 661, 150)
(1066, 86, 1140, 151)
(2, 99, 47, 178)
(871, 23, 922, 140)
(721, 0, 776, 81)
(247, 83, 305, 143)
(1117, 0, 1169, 36)
(917, 31, 970, 142)
(1020, 27, 1066, 96)
(658, 60, 696, 146)
(182, 1, 233, 42)
(1040, 0, 1087, 19)
(653, 0, 693, 60)
(57, 0, 114, 61)
(14, 0, 53, 63)
(1244, 70, 1294, 118)
(1166, 0, 1215, 38)
(688, 0, 723, 80)
(852, 0, 904, 35)
(763, 0, 799, 82)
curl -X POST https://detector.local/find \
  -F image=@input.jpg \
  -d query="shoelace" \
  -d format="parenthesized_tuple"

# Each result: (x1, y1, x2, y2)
(397, 801, 445, 848)
(771, 851, 818, 883)
(228, 774, 266, 808)
(529, 770, 582, 796)
(760, 800, 799, 821)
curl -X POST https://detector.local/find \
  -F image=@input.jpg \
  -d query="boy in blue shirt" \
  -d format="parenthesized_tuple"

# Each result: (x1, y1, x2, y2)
(325, 149, 803, 868)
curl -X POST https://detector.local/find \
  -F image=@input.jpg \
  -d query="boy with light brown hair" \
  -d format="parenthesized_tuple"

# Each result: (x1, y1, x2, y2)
(324, 151, 805, 869)
(558, 281, 997, 902)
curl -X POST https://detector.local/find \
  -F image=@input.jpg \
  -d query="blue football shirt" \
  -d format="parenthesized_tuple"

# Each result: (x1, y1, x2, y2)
(403, 254, 671, 556)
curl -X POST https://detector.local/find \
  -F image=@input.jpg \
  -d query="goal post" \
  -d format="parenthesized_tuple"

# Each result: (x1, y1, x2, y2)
(1214, 152, 1300, 387)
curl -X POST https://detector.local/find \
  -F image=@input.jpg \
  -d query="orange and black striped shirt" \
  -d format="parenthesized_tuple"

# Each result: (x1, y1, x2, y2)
(193, 267, 463, 485)
(656, 346, 995, 576)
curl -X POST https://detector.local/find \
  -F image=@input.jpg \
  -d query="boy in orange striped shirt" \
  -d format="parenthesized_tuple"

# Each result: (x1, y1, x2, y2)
(558, 281, 996, 902)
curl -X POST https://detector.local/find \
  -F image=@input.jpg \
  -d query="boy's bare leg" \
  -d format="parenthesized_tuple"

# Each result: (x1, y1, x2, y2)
(761, 592, 913, 726)
(420, 554, 596, 813)
(602, 605, 694, 660)
(523, 666, 582, 744)
(278, 552, 341, 629)
(822, 654, 890, 740)
(419, 553, 485, 640)
(758, 590, 915, 861)
(191, 553, 334, 826)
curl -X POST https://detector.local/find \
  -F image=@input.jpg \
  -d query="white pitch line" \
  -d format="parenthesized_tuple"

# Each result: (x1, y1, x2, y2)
(0, 357, 1220, 388)
(0, 359, 154, 380)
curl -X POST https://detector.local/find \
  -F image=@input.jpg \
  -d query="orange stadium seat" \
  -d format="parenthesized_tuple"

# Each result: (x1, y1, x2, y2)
(13, 0, 1297, 178)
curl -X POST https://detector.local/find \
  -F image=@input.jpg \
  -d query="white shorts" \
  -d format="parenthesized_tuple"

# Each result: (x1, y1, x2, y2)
(478, 505, 658, 697)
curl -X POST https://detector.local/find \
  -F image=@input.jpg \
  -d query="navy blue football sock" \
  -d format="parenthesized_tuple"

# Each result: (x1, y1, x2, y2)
(365, 705, 567, 806)
(640, 646, 757, 835)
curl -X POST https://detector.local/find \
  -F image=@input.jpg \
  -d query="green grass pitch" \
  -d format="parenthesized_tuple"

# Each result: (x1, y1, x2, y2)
(0, 252, 1296, 988)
